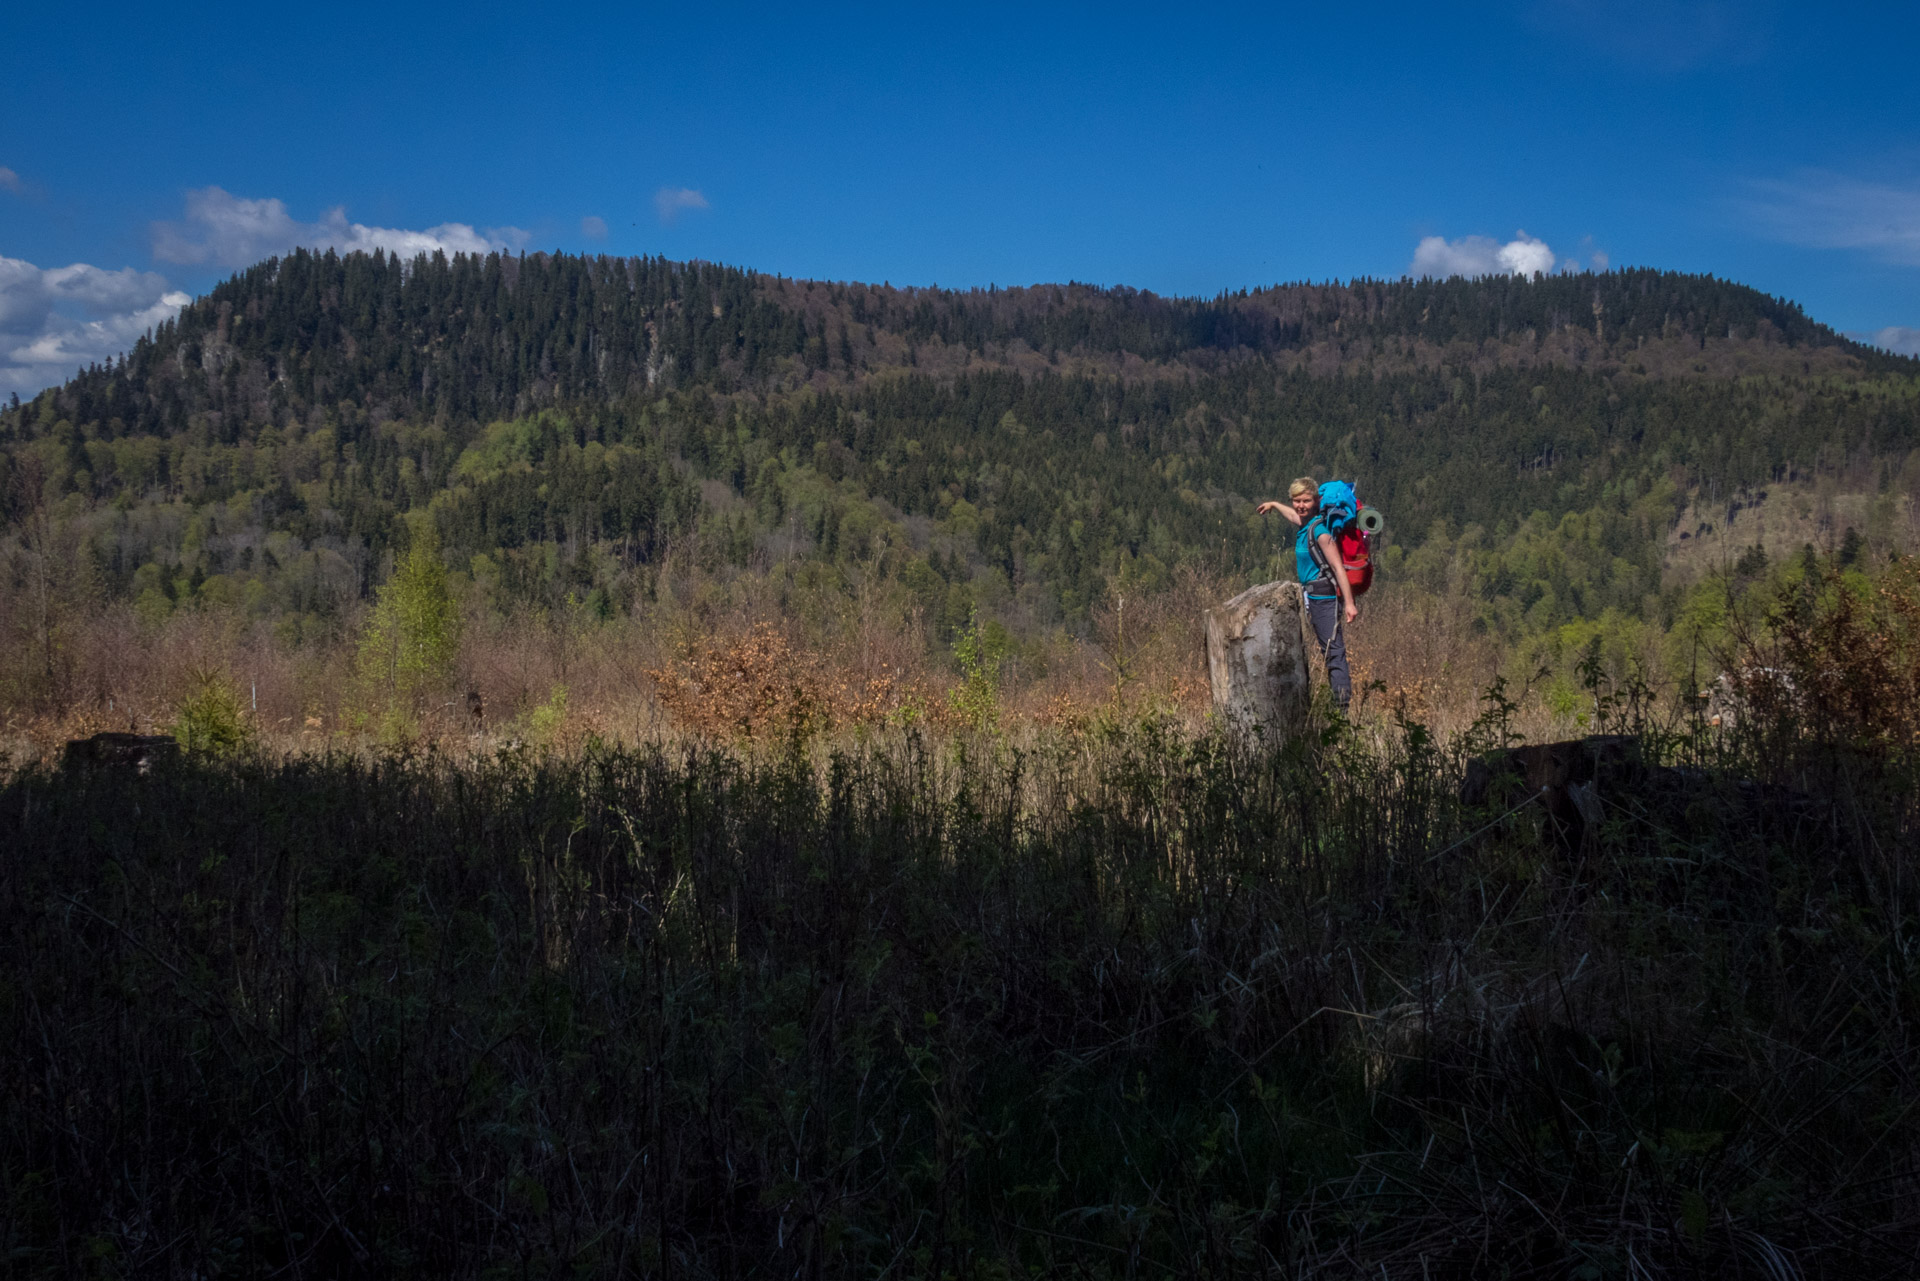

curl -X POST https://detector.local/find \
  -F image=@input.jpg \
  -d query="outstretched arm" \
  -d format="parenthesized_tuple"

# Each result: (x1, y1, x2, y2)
(1256, 500, 1304, 527)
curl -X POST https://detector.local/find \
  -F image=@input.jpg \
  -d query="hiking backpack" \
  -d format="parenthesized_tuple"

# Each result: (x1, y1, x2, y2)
(1313, 480, 1379, 598)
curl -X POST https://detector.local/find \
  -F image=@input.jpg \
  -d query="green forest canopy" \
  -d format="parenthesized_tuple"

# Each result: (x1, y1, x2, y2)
(3, 248, 1917, 645)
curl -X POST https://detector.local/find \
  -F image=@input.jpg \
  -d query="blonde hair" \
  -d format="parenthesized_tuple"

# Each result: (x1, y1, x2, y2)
(1287, 477, 1318, 500)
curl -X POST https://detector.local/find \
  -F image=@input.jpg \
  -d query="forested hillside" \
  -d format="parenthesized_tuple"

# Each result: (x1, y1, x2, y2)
(3, 249, 1918, 731)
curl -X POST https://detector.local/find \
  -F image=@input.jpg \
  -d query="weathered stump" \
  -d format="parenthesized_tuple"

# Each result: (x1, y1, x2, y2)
(1204, 581, 1317, 746)
(1460, 735, 1636, 850)
(63, 732, 179, 773)
(1458, 734, 1816, 854)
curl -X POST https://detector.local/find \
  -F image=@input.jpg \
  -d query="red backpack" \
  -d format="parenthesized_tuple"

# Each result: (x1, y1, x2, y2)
(1312, 481, 1381, 598)
(1336, 512, 1374, 598)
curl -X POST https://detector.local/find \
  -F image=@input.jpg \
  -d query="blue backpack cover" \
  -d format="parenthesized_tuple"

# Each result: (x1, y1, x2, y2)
(1317, 480, 1359, 532)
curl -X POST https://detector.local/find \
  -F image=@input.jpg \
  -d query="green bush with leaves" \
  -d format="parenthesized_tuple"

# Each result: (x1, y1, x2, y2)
(524, 684, 569, 749)
(945, 609, 1008, 732)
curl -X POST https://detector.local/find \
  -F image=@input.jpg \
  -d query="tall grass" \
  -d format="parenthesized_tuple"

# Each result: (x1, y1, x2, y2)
(4, 690, 1917, 1276)
(0, 554, 1518, 764)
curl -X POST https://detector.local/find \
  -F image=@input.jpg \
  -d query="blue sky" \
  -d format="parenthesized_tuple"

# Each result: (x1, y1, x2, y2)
(3, 0, 1917, 395)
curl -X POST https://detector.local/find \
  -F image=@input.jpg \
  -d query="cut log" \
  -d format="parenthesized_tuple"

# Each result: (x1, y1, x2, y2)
(1458, 734, 1815, 854)
(63, 732, 179, 773)
(1460, 735, 1636, 850)
(1204, 581, 1317, 746)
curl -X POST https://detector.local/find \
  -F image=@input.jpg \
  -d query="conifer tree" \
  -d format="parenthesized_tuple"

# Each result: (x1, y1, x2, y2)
(358, 525, 462, 716)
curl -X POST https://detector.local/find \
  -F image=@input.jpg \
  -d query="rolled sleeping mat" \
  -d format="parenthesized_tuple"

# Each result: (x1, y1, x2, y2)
(1357, 507, 1386, 534)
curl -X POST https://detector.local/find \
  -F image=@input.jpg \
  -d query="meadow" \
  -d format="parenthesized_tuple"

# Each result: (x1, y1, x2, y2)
(4, 560, 1918, 1278)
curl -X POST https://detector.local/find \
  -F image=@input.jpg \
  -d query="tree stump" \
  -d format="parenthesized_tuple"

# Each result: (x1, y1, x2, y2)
(63, 732, 179, 773)
(1204, 581, 1317, 746)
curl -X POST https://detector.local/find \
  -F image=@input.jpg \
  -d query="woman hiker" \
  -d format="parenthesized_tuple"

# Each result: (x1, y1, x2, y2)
(1256, 477, 1358, 711)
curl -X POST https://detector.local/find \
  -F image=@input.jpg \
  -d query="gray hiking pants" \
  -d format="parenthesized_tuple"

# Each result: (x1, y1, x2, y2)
(1306, 595, 1352, 708)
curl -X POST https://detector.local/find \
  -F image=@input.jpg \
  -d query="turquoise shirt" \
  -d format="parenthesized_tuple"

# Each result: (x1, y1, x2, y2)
(1294, 516, 1336, 597)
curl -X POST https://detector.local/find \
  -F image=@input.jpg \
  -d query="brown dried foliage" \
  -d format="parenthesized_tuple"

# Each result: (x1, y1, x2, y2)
(1740, 556, 1920, 750)
(645, 622, 940, 739)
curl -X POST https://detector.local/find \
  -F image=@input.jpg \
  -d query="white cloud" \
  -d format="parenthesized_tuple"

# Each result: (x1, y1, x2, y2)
(1590, 250, 1610, 271)
(0, 254, 189, 396)
(1853, 326, 1920, 357)
(0, 257, 52, 333)
(151, 186, 530, 270)
(2, 187, 531, 397)
(654, 186, 709, 225)
(0, 166, 22, 195)
(1742, 172, 1920, 266)
(1410, 231, 1557, 279)
(580, 214, 609, 240)
(44, 263, 176, 316)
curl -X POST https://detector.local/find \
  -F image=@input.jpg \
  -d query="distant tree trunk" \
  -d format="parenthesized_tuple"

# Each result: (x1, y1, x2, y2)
(1205, 581, 1317, 746)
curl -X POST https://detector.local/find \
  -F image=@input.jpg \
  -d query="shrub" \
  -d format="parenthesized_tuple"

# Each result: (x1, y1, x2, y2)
(647, 622, 922, 739)
(1725, 554, 1920, 759)
(945, 609, 1007, 732)
(524, 684, 568, 749)
(169, 669, 253, 756)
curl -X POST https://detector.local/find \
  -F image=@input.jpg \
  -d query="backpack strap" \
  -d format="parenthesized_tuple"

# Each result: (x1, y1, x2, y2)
(1304, 515, 1337, 595)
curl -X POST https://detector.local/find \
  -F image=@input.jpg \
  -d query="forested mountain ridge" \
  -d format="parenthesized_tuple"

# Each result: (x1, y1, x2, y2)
(2, 249, 1917, 687)
(8, 250, 1907, 444)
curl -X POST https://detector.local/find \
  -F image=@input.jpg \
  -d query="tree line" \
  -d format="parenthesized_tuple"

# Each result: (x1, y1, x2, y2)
(2, 249, 1917, 657)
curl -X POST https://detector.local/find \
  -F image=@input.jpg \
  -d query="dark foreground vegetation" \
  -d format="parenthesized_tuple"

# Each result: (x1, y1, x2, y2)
(5, 648, 1919, 1279)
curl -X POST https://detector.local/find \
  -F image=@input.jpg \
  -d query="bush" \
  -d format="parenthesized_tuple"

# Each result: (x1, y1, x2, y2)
(169, 669, 253, 756)
(524, 684, 568, 749)
(647, 622, 924, 740)
(1755, 554, 1920, 749)
(945, 609, 1007, 732)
